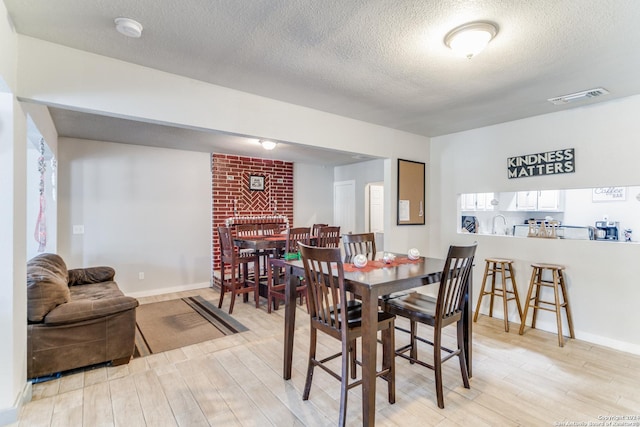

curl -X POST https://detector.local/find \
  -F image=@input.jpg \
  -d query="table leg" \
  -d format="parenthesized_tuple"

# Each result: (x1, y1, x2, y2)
(360, 288, 377, 426)
(283, 264, 297, 380)
(463, 269, 473, 377)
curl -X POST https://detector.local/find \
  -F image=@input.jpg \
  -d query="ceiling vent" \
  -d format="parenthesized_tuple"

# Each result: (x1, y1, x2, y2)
(547, 88, 610, 105)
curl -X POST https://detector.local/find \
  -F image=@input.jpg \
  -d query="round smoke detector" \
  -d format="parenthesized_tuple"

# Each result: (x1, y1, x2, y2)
(115, 17, 143, 38)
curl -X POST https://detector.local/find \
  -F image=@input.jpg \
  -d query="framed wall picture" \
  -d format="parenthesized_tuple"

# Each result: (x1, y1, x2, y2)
(397, 159, 425, 225)
(249, 175, 265, 191)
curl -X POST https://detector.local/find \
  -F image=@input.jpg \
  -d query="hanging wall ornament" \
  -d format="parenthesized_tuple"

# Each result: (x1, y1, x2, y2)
(34, 138, 47, 252)
(50, 157, 57, 202)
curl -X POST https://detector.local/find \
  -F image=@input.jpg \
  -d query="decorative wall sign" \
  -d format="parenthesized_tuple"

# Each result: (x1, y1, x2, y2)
(592, 187, 626, 202)
(508, 148, 575, 179)
(249, 175, 265, 191)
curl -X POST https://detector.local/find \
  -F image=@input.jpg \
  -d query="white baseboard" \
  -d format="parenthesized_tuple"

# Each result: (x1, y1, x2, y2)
(126, 282, 211, 299)
(476, 309, 640, 356)
(0, 381, 32, 426)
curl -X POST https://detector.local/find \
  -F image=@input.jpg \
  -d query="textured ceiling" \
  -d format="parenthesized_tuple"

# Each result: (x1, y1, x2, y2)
(6, 0, 640, 162)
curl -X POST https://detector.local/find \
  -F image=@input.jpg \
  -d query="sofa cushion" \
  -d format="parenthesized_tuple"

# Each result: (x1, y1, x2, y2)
(44, 281, 138, 325)
(68, 266, 116, 286)
(27, 253, 71, 323)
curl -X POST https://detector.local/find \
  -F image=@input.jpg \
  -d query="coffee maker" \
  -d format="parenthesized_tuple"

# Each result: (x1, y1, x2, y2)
(595, 220, 619, 241)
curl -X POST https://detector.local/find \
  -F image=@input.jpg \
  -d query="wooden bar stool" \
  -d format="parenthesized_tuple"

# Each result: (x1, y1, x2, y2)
(519, 263, 575, 347)
(473, 258, 523, 332)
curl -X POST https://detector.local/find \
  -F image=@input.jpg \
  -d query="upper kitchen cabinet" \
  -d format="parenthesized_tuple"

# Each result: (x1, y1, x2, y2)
(537, 190, 562, 211)
(515, 191, 538, 210)
(498, 190, 565, 211)
(515, 190, 563, 211)
(461, 192, 495, 211)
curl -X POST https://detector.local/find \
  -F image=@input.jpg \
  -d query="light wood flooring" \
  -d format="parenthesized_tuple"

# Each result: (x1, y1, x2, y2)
(18, 287, 640, 426)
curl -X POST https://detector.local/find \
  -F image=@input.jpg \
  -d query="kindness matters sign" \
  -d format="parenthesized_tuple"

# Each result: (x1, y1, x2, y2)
(508, 148, 575, 179)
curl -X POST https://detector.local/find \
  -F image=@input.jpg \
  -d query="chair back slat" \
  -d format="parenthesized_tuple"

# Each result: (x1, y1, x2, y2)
(235, 224, 258, 237)
(218, 226, 236, 258)
(261, 223, 281, 235)
(436, 244, 477, 324)
(311, 223, 328, 237)
(316, 226, 341, 248)
(299, 243, 346, 333)
(285, 227, 311, 254)
(342, 232, 376, 263)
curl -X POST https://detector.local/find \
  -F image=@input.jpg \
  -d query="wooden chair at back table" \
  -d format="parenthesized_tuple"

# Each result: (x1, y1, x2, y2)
(234, 223, 259, 255)
(381, 243, 477, 409)
(316, 226, 341, 248)
(311, 223, 328, 237)
(217, 226, 260, 314)
(266, 227, 311, 313)
(260, 223, 282, 236)
(258, 223, 284, 272)
(235, 223, 259, 236)
(342, 232, 377, 263)
(298, 243, 396, 427)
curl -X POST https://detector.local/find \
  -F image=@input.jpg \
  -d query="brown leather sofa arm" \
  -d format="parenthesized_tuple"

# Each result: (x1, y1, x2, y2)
(68, 266, 115, 285)
(43, 296, 139, 325)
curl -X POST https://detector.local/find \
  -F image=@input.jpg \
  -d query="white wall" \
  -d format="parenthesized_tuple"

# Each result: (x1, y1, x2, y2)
(334, 159, 385, 234)
(293, 163, 334, 227)
(23, 104, 60, 259)
(58, 138, 212, 296)
(0, 4, 30, 423)
(15, 36, 431, 254)
(0, 94, 29, 425)
(563, 186, 640, 237)
(431, 94, 640, 354)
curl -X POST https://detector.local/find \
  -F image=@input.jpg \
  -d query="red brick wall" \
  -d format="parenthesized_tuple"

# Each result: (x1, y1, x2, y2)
(212, 154, 294, 270)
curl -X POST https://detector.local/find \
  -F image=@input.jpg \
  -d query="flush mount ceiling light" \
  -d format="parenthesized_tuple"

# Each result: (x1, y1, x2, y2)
(547, 87, 610, 105)
(260, 140, 277, 150)
(114, 17, 143, 38)
(444, 21, 498, 59)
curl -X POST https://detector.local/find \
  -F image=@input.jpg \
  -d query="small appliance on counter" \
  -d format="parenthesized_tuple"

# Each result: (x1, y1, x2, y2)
(595, 220, 619, 241)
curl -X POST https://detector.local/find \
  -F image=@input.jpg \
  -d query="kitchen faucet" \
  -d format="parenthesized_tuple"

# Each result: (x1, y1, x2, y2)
(492, 214, 507, 235)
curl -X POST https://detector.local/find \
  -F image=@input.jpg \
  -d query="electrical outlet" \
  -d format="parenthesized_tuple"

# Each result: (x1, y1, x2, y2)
(227, 175, 234, 180)
(73, 225, 84, 235)
(138, 272, 144, 280)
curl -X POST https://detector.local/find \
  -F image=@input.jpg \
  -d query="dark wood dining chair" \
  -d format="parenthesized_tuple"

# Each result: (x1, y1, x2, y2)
(235, 223, 259, 237)
(311, 223, 328, 236)
(217, 226, 260, 314)
(234, 223, 259, 256)
(381, 243, 477, 409)
(266, 227, 311, 313)
(260, 222, 282, 236)
(342, 232, 376, 263)
(316, 225, 341, 248)
(298, 243, 396, 426)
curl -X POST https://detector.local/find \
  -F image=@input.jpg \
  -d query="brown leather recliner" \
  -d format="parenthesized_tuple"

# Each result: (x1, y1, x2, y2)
(27, 253, 139, 379)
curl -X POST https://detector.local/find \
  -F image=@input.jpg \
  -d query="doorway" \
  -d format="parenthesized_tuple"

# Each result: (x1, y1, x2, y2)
(333, 180, 355, 234)
(366, 182, 384, 251)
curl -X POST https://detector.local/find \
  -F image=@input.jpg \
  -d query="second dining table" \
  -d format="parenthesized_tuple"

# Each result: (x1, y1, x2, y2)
(282, 253, 473, 426)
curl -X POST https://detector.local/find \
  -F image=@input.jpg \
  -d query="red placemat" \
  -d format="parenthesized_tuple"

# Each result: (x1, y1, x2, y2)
(343, 257, 420, 272)
(344, 263, 377, 272)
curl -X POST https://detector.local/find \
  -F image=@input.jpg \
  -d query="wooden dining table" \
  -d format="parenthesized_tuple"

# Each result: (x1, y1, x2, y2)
(282, 254, 473, 426)
(233, 234, 288, 252)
